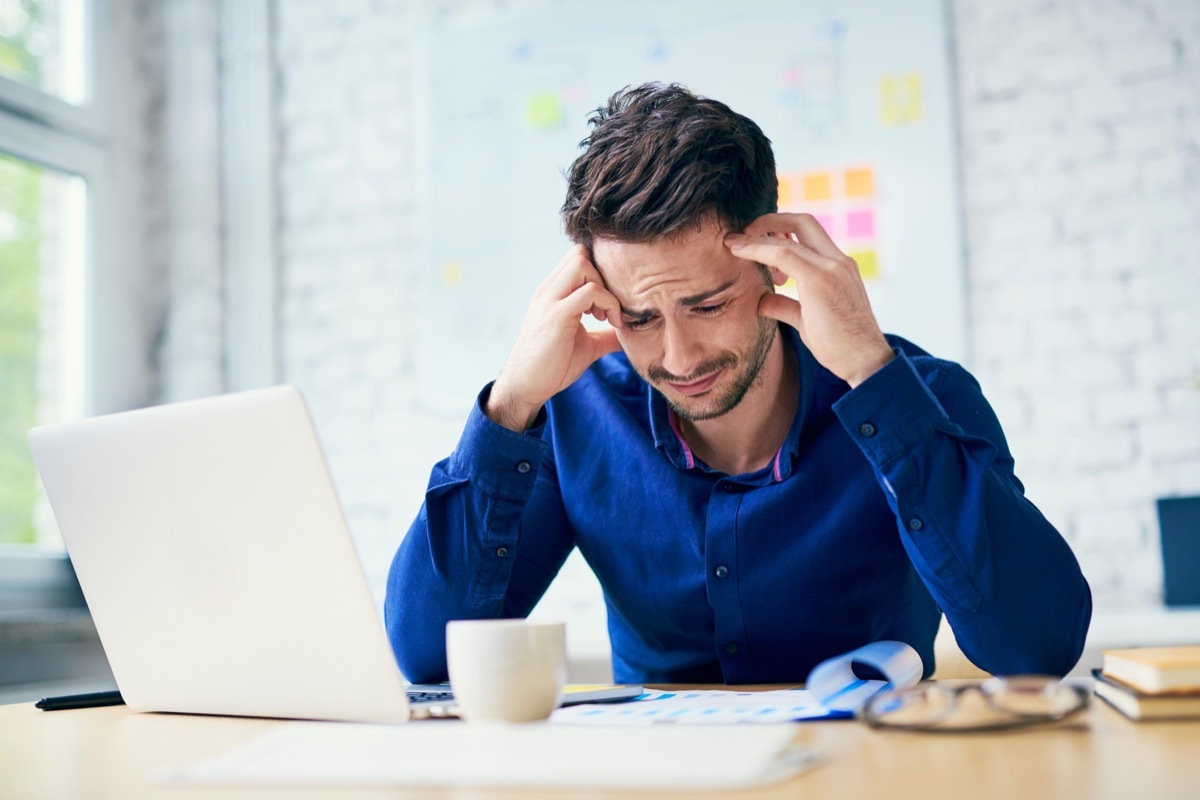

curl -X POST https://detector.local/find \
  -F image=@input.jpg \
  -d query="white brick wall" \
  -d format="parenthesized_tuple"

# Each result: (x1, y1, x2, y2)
(144, 0, 1200, 660)
(274, 0, 433, 597)
(955, 0, 1200, 608)
(154, 0, 225, 403)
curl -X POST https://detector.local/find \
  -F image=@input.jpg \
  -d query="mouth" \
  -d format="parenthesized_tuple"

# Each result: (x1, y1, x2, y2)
(666, 369, 724, 397)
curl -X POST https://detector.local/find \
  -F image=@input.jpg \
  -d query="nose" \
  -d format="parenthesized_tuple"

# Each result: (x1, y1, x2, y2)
(659, 318, 705, 379)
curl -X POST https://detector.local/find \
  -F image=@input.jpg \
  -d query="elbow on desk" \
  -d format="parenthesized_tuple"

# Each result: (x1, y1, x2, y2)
(952, 587, 1093, 678)
(383, 591, 450, 684)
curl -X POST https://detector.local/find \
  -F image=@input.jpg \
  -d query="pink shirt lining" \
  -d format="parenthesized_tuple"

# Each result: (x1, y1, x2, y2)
(666, 408, 785, 482)
(666, 408, 695, 469)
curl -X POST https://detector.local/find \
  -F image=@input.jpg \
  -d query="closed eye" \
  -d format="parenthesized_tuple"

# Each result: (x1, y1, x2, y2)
(693, 301, 729, 316)
(623, 314, 657, 330)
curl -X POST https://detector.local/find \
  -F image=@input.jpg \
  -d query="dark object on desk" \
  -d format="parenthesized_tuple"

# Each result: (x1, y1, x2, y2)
(1093, 670, 1200, 721)
(1157, 496, 1200, 606)
(36, 689, 124, 711)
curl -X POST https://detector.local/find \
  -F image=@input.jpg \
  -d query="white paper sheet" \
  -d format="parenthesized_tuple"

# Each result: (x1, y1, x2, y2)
(550, 688, 849, 725)
(157, 721, 819, 791)
(807, 640, 924, 712)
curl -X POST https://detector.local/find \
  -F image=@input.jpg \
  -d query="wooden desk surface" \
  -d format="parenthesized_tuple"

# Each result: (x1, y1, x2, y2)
(2, 685, 1198, 800)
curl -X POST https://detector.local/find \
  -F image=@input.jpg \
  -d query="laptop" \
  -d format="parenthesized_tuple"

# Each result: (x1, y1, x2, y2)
(28, 385, 638, 722)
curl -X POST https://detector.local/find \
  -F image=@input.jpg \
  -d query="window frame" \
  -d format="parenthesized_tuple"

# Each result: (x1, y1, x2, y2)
(0, 0, 138, 601)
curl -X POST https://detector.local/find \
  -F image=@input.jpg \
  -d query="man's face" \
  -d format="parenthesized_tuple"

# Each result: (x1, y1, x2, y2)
(592, 220, 778, 422)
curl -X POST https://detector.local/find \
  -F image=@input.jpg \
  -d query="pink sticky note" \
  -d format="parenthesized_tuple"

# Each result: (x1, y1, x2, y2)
(813, 213, 835, 236)
(846, 209, 875, 238)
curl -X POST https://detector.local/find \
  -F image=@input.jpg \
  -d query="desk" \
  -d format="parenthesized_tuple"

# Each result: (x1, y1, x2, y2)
(1, 685, 1197, 800)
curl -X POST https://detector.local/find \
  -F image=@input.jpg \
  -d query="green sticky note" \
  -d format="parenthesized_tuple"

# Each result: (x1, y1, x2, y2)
(526, 91, 564, 129)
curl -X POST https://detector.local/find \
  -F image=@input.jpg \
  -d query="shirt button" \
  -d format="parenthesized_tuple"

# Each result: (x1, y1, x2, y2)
(723, 484, 738, 493)
(860, 422, 877, 437)
(714, 565, 729, 579)
(495, 546, 509, 558)
(908, 517, 924, 531)
(516, 460, 531, 474)
(724, 643, 739, 655)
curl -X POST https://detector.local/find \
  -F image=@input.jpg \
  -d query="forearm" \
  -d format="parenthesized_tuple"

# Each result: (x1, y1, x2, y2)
(835, 353, 1092, 676)
(384, 388, 569, 683)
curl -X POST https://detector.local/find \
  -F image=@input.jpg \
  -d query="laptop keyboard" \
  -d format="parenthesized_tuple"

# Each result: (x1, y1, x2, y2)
(407, 689, 455, 705)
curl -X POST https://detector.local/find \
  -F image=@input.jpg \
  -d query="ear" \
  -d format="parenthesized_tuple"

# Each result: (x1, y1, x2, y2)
(769, 266, 788, 286)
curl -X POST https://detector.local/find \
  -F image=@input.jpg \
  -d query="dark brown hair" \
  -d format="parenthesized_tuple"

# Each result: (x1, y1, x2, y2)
(561, 83, 777, 246)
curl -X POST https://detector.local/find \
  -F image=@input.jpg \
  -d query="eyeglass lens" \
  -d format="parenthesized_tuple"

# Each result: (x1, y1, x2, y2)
(868, 678, 1086, 729)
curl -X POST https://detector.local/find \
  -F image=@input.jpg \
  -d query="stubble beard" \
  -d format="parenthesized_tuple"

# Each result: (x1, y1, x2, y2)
(650, 316, 779, 423)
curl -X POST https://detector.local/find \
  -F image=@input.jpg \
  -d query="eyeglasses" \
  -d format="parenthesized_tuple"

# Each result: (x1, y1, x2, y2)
(860, 676, 1090, 733)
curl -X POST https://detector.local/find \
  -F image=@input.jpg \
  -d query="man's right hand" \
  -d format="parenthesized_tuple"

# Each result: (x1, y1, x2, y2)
(486, 245, 623, 432)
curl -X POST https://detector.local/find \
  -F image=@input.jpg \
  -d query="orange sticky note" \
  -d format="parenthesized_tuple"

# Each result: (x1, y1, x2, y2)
(849, 249, 879, 280)
(803, 172, 832, 202)
(777, 175, 795, 207)
(844, 168, 875, 198)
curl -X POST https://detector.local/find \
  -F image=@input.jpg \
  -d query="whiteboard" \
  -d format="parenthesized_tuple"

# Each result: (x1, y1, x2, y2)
(415, 0, 965, 410)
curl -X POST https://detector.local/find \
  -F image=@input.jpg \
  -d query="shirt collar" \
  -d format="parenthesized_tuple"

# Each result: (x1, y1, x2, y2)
(648, 324, 818, 482)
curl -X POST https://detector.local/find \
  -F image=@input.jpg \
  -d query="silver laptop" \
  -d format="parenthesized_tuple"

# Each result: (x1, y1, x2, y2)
(27, 386, 415, 722)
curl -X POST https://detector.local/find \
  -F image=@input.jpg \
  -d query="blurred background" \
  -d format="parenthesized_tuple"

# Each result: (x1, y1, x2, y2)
(1, 0, 1197, 697)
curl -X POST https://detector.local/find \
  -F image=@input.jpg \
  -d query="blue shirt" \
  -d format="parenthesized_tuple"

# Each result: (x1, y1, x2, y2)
(385, 328, 1092, 684)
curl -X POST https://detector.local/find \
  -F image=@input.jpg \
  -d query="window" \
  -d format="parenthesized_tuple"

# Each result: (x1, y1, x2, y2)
(0, 154, 85, 546)
(0, 0, 87, 104)
(0, 0, 96, 551)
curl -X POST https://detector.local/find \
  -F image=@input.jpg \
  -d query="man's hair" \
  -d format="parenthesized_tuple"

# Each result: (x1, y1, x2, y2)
(561, 83, 777, 246)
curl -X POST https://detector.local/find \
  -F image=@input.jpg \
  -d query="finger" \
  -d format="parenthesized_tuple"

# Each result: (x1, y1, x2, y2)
(758, 293, 808, 343)
(587, 304, 622, 328)
(563, 280, 623, 326)
(739, 213, 844, 260)
(549, 245, 608, 299)
(587, 327, 621, 359)
(725, 235, 836, 287)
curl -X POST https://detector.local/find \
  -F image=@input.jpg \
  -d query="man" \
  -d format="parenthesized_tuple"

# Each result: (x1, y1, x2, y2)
(385, 83, 1091, 684)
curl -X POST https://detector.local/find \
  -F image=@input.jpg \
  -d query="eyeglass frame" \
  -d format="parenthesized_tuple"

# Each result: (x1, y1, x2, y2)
(859, 676, 1091, 733)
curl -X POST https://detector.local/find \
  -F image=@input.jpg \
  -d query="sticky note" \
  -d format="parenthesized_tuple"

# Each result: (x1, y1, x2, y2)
(880, 73, 924, 126)
(844, 167, 875, 198)
(812, 212, 835, 236)
(803, 172, 832, 202)
(849, 249, 879, 280)
(441, 262, 462, 286)
(777, 175, 795, 207)
(526, 91, 564, 129)
(846, 209, 875, 238)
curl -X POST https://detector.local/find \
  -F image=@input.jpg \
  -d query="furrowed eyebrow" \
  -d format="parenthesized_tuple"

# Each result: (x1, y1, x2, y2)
(620, 278, 739, 319)
(681, 278, 737, 307)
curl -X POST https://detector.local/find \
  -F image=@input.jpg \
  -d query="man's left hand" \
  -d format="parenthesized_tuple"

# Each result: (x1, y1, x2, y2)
(725, 213, 894, 389)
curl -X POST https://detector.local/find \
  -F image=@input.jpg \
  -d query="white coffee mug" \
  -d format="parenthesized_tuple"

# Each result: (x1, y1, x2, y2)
(445, 619, 567, 723)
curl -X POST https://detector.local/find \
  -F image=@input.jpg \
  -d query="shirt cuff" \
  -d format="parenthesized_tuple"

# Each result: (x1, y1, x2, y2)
(832, 351, 951, 467)
(449, 383, 550, 502)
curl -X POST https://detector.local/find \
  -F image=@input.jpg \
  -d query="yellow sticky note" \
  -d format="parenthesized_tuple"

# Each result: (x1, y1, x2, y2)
(526, 91, 564, 129)
(844, 167, 875, 198)
(880, 73, 924, 126)
(803, 172, 832, 202)
(777, 175, 795, 207)
(441, 262, 462, 286)
(849, 249, 879, 280)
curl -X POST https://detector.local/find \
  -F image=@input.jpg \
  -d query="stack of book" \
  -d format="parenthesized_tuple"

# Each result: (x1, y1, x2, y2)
(1093, 645, 1200, 720)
